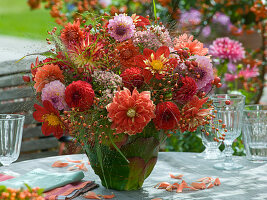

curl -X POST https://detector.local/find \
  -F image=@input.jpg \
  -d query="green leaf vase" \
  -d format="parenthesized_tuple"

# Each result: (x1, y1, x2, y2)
(85, 123, 166, 191)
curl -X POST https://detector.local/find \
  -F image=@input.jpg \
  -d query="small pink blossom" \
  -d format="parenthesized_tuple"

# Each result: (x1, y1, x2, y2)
(238, 66, 259, 79)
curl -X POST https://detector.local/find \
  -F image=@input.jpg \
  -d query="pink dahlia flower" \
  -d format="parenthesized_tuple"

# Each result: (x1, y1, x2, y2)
(106, 88, 155, 135)
(41, 80, 68, 110)
(238, 66, 259, 79)
(209, 37, 245, 62)
(108, 14, 135, 42)
(190, 55, 214, 90)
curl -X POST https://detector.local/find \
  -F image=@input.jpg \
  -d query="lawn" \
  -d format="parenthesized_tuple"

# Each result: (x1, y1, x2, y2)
(0, 0, 58, 40)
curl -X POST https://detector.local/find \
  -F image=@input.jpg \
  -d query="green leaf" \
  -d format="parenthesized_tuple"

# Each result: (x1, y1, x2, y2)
(153, 0, 157, 20)
(24, 183, 32, 192)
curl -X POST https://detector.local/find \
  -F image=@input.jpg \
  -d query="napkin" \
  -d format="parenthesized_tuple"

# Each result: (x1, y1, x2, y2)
(0, 168, 84, 192)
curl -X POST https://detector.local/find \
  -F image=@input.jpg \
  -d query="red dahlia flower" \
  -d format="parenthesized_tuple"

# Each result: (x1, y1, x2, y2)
(135, 46, 177, 82)
(65, 80, 95, 111)
(116, 40, 140, 70)
(173, 76, 197, 104)
(154, 102, 181, 130)
(179, 96, 211, 132)
(106, 88, 155, 135)
(33, 100, 65, 138)
(120, 67, 144, 90)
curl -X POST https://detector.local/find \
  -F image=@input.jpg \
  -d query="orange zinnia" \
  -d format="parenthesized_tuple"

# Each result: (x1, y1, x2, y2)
(34, 64, 64, 92)
(173, 34, 208, 56)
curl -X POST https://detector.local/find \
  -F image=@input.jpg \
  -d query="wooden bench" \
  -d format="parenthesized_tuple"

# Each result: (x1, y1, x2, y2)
(0, 58, 59, 162)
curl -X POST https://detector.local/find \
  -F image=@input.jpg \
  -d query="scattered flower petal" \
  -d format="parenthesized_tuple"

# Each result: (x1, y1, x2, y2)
(214, 178, 221, 186)
(83, 191, 101, 199)
(154, 182, 171, 189)
(170, 174, 183, 179)
(191, 182, 206, 189)
(52, 161, 69, 168)
(152, 198, 163, 200)
(207, 183, 214, 189)
(102, 194, 115, 199)
(196, 177, 214, 184)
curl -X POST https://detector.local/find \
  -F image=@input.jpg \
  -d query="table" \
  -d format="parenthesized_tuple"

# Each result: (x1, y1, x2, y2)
(1, 152, 267, 200)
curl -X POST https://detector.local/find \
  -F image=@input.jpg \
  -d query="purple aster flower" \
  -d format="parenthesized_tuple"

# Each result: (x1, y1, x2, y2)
(180, 9, 202, 26)
(201, 26, 211, 37)
(209, 37, 245, 62)
(108, 14, 135, 42)
(227, 62, 236, 72)
(41, 80, 68, 110)
(190, 55, 214, 90)
(212, 12, 231, 26)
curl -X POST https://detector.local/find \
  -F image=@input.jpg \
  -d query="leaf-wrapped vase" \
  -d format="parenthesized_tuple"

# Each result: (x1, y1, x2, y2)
(84, 122, 166, 191)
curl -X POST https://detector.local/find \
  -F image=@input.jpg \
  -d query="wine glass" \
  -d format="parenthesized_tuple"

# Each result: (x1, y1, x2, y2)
(211, 94, 245, 170)
(200, 123, 223, 160)
(0, 114, 25, 171)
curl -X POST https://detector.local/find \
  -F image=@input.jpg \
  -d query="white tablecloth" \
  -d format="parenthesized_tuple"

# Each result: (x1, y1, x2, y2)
(1, 152, 267, 200)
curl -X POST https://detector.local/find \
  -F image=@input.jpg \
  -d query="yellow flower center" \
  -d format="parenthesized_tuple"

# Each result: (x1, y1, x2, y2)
(43, 114, 61, 126)
(151, 60, 164, 70)
(127, 108, 136, 118)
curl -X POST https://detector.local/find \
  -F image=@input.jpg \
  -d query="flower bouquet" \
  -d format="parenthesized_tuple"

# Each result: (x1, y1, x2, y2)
(27, 13, 221, 190)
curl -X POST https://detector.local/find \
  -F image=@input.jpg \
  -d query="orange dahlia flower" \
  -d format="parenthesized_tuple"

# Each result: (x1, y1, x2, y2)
(106, 88, 155, 135)
(179, 96, 211, 132)
(60, 20, 84, 46)
(173, 34, 208, 56)
(34, 64, 64, 92)
(135, 46, 177, 82)
(33, 100, 65, 138)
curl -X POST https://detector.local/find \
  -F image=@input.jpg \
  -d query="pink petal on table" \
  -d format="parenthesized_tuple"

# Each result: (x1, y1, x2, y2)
(176, 180, 188, 193)
(191, 182, 206, 189)
(66, 157, 82, 163)
(152, 198, 163, 200)
(196, 177, 214, 184)
(75, 163, 88, 171)
(214, 178, 221, 186)
(207, 183, 214, 189)
(88, 161, 91, 165)
(67, 165, 77, 171)
(154, 182, 171, 189)
(169, 173, 184, 179)
(52, 161, 69, 168)
(83, 191, 101, 199)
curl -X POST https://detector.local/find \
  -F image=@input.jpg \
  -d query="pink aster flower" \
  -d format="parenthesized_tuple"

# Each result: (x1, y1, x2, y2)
(41, 80, 68, 110)
(190, 55, 214, 90)
(106, 88, 155, 135)
(238, 66, 259, 79)
(108, 14, 135, 42)
(209, 37, 245, 62)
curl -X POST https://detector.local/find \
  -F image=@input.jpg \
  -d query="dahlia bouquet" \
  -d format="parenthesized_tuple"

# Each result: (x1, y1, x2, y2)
(28, 13, 221, 190)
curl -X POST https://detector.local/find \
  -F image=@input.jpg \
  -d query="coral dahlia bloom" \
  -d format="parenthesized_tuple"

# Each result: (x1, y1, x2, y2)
(60, 20, 84, 46)
(65, 80, 95, 111)
(173, 76, 197, 104)
(116, 40, 139, 70)
(173, 34, 208, 56)
(135, 46, 178, 82)
(33, 100, 65, 139)
(34, 64, 64, 92)
(179, 96, 211, 132)
(106, 88, 155, 135)
(209, 37, 245, 62)
(154, 102, 181, 130)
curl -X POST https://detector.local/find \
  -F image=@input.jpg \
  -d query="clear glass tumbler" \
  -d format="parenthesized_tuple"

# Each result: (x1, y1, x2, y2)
(243, 105, 267, 162)
(0, 114, 25, 167)
(211, 94, 245, 170)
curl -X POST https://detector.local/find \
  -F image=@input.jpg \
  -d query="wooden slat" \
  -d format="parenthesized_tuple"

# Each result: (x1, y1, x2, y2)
(0, 59, 33, 76)
(0, 73, 31, 88)
(23, 126, 43, 139)
(24, 113, 37, 125)
(0, 100, 34, 113)
(17, 150, 58, 162)
(21, 137, 59, 152)
(0, 87, 34, 101)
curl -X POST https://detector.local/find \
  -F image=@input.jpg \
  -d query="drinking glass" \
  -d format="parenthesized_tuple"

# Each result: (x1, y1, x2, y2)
(211, 94, 245, 170)
(243, 105, 267, 162)
(0, 114, 25, 168)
